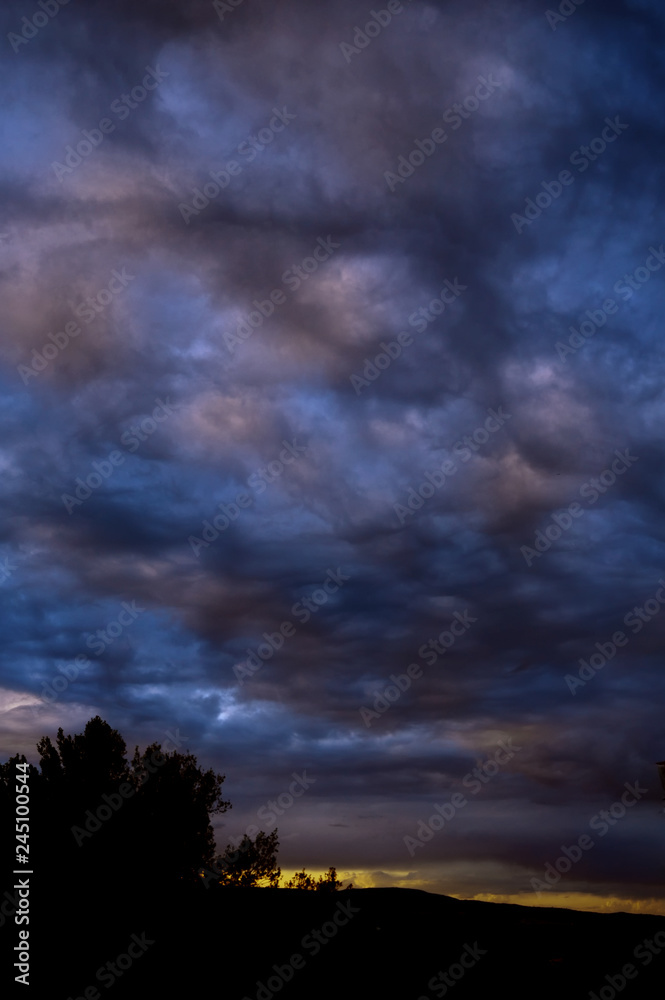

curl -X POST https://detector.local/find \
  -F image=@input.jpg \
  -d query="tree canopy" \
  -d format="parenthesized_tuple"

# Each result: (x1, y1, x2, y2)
(203, 829, 282, 888)
(1, 716, 350, 893)
(1, 716, 231, 887)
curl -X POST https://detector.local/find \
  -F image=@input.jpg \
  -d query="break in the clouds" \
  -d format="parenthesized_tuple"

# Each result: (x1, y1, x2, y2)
(1, 0, 665, 910)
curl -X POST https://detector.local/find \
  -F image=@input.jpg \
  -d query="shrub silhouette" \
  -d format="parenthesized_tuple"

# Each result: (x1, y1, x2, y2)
(285, 866, 350, 891)
(204, 828, 282, 887)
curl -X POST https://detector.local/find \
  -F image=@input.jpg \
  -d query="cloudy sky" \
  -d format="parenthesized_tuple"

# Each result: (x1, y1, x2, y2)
(2, 0, 665, 913)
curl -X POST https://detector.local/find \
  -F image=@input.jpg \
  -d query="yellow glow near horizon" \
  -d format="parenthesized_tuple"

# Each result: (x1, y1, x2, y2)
(200, 867, 665, 912)
(466, 892, 665, 916)
(321, 869, 665, 915)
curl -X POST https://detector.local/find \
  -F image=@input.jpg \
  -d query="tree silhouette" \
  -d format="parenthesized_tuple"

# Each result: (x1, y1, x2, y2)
(129, 740, 229, 880)
(204, 828, 281, 887)
(284, 868, 317, 890)
(22, 716, 231, 887)
(2, 718, 349, 897)
(38, 714, 128, 790)
(284, 866, 349, 891)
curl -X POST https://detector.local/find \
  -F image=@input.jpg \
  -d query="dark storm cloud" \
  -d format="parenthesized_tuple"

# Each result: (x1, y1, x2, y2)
(1, 0, 665, 904)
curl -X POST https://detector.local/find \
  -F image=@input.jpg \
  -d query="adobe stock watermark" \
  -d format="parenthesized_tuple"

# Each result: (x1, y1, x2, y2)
(451, 406, 512, 462)
(199, 771, 315, 888)
(255, 771, 316, 827)
(565, 579, 665, 694)
(233, 568, 350, 684)
(33, 601, 145, 714)
(213, 0, 245, 22)
(392, 455, 456, 523)
(70, 730, 190, 846)
(222, 236, 340, 353)
(385, 75, 502, 192)
(65, 932, 155, 997)
(546, 0, 586, 31)
(178, 107, 296, 224)
(520, 449, 638, 566)
(339, 1, 413, 63)
(418, 610, 478, 666)
(359, 610, 477, 727)
(18, 267, 135, 385)
(511, 117, 629, 233)
(62, 399, 179, 513)
(8, 0, 71, 55)
(350, 278, 467, 395)
(589, 931, 665, 1000)
(188, 439, 308, 556)
(555, 245, 665, 362)
(51, 66, 169, 181)
(238, 899, 360, 1000)
(419, 943, 488, 1000)
(529, 780, 648, 894)
(359, 663, 424, 728)
(403, 738, 522, 857)
(393, 407, 511, 525)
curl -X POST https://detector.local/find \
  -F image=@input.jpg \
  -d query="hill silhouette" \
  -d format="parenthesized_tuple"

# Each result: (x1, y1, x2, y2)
(2, 718, 664, 997)
(13, 884, 665, 998)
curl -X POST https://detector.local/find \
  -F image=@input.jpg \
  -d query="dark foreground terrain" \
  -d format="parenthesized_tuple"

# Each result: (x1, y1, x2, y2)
(5, 880, 665, 998)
